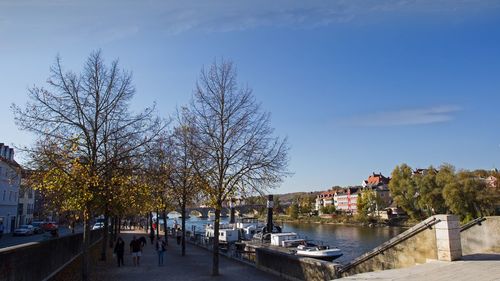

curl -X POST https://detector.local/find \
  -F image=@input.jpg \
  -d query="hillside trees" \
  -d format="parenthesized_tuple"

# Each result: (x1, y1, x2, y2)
(287, 203, 299, 219)
(390, 163, 498, 222)
(298, 194, 315, 215)
(356, 189, 384, 218)
(12, 51, 163, 280)
(187, 59, 289, 276)
(389, 164, 423, 220)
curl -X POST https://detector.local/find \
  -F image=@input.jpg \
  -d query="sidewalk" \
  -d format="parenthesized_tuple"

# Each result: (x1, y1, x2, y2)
(338, 253, 500, 281)
(92, 230, 284, 281)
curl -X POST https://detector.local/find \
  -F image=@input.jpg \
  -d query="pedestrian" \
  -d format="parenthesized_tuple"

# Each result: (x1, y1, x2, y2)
(139, 236, 147, 248)
(0, 222, 4, 240)
(114, 236, 125, 267)
(130, 235, 142, 266)
(156, 237, 166, 266)
(176, 227, 182, 245)
(149, 230, 155, 244)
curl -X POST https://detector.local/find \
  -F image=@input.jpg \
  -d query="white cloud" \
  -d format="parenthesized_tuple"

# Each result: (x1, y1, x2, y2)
(2, 0, 499, 41)
(344, 105, 462, 127)
(146, 0, 500, 35)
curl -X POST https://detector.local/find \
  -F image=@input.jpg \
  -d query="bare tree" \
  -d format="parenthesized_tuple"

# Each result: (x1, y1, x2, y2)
(169, 108, 202, 256)
(12, 50, 163, 280)
(188, 59, 289, 276)
(142, 133, 175, 243)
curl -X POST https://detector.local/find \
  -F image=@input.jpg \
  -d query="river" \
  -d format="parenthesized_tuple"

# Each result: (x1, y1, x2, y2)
(164, 214, 406, 264)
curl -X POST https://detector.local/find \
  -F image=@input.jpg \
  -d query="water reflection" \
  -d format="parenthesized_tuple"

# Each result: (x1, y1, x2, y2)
(282, 222, 405, 264)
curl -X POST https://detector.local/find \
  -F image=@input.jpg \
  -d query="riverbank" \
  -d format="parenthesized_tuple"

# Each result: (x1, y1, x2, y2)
(273, 215, 414, 228)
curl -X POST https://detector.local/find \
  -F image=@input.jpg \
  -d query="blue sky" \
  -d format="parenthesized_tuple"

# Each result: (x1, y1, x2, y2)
(1, 1, 500, 193)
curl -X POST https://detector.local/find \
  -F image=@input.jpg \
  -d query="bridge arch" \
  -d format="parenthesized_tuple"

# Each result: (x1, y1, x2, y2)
(189, 210, 203, 218)
(167, 211, 181, 217)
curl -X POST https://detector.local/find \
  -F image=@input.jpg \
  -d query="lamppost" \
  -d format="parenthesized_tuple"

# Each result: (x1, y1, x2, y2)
(266, 195, 274, 233)
(229, 199, 235, 224)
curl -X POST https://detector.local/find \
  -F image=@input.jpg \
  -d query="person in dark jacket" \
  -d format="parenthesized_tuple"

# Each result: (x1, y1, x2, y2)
(139, 236, 147, 248)
(176, 227, 182, 245)
(130, 235, 142, 266)
(114, 237, 125, 267)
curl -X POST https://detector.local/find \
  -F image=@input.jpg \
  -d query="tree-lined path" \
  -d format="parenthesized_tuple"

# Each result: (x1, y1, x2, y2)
(91, 230, 283, 281)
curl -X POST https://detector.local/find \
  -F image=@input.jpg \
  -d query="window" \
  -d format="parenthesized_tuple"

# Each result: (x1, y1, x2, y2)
(2, 190, 5, 200)
(9, 191, 12, 201)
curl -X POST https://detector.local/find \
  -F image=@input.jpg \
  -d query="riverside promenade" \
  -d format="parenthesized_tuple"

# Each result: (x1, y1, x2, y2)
(91, 230, 284, 281)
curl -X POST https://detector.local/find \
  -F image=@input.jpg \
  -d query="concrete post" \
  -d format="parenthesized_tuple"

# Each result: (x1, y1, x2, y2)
(435, 215, 462, 261)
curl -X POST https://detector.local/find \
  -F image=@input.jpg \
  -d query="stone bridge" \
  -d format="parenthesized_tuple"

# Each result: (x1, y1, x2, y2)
(170, 204, 266, 218)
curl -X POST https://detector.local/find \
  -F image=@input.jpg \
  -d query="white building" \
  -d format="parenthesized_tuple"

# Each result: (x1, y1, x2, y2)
(18, 171, 35, 225)
(315, 190, 335, 212)
(0, 143, 21, 233)
(334, 188, 359, 213)
(315, 187, 360, 214)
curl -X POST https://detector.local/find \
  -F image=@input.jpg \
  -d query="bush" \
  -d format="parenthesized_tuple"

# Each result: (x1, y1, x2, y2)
(320, 205, 336, 214)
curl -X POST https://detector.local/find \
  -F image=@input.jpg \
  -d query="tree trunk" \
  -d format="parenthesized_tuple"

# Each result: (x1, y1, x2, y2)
(109, 216, 114, 248)
(149, 212, 154, 237)
(113, 216, 118, 237)
(118, 217, 121, 234)
(163, 209, 168, 244)
(212, 208, 220, 276)
(181, 200, 186, 256)
(100, 208, 109, 260)
(81, 208, 91, 281)
(156, 208, 160, 239)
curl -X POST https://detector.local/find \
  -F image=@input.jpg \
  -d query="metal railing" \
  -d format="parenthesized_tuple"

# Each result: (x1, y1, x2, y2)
(460, 217, 486, 232)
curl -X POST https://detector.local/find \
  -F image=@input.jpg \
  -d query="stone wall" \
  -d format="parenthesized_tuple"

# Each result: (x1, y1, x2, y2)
(461, 216, 500, 255)
(255, 247, 340, 281)
(48, 236, 102, 281)
(340, 216, 443, 277)
(0, 230, 102, 281)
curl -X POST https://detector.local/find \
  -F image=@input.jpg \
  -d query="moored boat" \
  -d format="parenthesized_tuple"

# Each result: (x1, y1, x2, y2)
(295, 243, 343, 261)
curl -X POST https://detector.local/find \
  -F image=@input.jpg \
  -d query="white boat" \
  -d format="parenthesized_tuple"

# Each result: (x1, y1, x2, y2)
(269, 232, 308, 247)
(205, 224, 239, 244)
(295, 244, 343, 261)
(235, 218, 266, 240)
(281, 238, 307, 248)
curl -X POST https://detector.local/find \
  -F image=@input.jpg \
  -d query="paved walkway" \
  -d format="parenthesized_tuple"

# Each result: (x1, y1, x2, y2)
(91, 230, 283, 281)
(338, 254, 500, 281)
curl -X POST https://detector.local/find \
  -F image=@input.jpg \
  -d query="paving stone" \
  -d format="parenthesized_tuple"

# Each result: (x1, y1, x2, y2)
(338, 257, 500, 281)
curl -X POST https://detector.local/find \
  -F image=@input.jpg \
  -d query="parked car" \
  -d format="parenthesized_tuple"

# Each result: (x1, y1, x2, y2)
(14, 225, 34, 236)
(41, 222, 58, 232)
(92, 222, 104, 230)
(31, 221, 45, 234)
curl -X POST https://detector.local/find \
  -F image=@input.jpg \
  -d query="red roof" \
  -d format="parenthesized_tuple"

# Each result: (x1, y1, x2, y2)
(366, 173, 390, 185)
